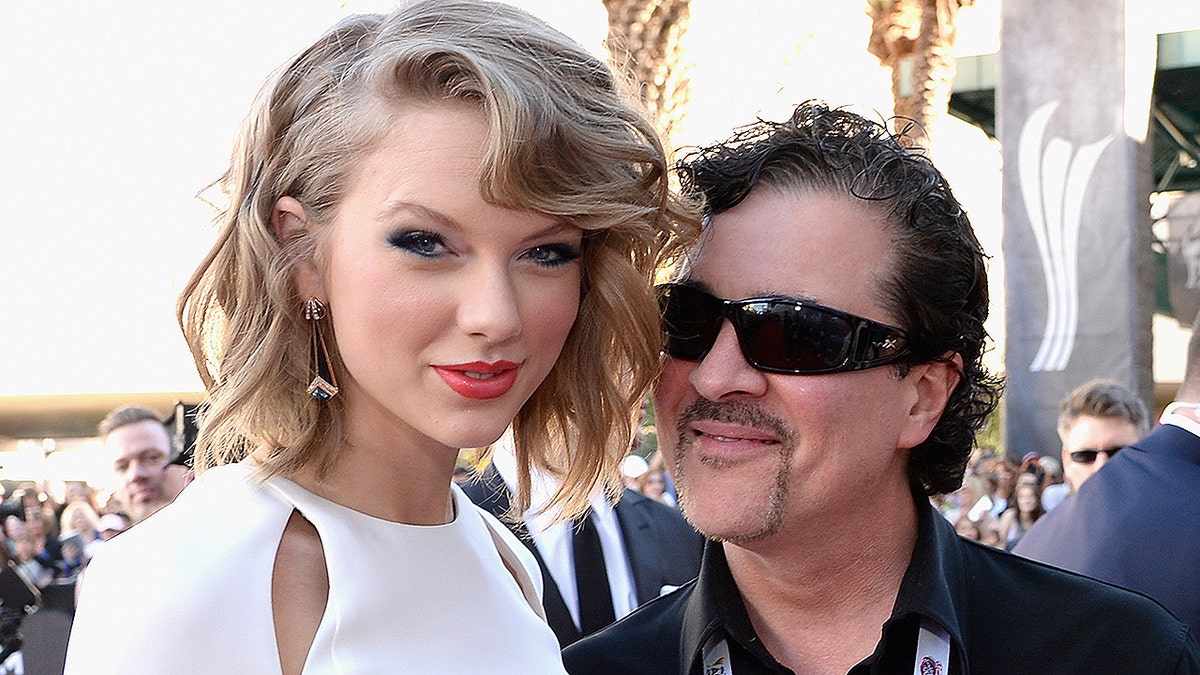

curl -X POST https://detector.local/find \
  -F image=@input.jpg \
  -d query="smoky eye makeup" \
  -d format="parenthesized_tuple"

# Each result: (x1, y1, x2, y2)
(523, 242, 582, 268)
(388, 230, 449, 258)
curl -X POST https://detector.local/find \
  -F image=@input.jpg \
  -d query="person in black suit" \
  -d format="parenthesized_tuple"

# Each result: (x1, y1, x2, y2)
(461, 441, 703, 647)
(1015, 309, 1200, 635)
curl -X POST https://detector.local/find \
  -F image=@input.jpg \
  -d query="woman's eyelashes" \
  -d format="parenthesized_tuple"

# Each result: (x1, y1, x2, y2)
(523, 242, 582, 268)
(387, 229, 581, 268)
(389, 230, 448, 258)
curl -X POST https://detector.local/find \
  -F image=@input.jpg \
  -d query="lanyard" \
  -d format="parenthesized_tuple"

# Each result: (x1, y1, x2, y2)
(701, 633, 731, 675)
(700, 618, 952, 675)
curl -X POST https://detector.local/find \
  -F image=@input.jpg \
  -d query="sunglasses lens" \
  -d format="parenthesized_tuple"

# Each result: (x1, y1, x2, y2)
(737, 301, 853, 372)
(1070, 450, 1098, 464)
(660, 284, 723, 360)
(1070, 446, 1122, 464)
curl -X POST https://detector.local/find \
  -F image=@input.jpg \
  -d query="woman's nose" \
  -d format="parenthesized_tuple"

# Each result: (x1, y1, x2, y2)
(457, 267, 522, 343)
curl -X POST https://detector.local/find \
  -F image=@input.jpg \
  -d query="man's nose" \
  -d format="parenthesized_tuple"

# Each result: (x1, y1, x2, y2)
(688, 321, 769, 400)
(127, 460, 154, 479)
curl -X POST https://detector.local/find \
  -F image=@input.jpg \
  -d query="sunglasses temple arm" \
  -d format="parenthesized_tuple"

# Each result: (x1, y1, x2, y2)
(850, 323, 910, 370)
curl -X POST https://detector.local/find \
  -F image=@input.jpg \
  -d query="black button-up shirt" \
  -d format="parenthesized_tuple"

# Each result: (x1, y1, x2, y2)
(564, 497, 1200, 674)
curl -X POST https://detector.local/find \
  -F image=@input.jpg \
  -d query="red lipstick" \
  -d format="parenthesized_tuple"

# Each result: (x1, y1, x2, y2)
(433, 360, 520, 400)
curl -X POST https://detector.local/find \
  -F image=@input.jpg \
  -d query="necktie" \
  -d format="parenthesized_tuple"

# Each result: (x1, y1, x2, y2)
(572, 508, 616, 635)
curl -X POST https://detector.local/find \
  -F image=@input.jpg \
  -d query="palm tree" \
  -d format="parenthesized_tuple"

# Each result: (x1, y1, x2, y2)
(602, 0, 692, 146)
(867, 0, 974, 150)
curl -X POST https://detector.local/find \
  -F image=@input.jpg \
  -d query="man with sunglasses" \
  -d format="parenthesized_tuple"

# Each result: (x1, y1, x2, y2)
(563, 101, 1199, 674)
(1014, 321, 1200, 635)
(1042, 379, 1149, 511)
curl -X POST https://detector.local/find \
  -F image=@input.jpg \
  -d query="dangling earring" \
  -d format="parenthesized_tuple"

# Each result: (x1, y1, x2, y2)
(304, 298, 339, 401)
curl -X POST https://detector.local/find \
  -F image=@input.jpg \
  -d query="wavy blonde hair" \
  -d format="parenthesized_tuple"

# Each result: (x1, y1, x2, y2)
(178, 0, 699, 520)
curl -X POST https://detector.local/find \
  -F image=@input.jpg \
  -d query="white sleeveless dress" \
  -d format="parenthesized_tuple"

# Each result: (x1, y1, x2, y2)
(64, 462, 566, 674)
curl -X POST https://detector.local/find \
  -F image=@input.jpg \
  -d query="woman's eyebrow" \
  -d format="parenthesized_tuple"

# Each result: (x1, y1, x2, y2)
(376, 201, 461, 231)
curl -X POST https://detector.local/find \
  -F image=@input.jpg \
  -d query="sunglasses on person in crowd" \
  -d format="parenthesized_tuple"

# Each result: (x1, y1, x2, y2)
(1068, 446, 1123, 464)
(657, 282, 910, 375)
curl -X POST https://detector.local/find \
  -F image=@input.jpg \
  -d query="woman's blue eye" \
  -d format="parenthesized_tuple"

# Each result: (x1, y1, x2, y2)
(524, 243, 582, 268)
(389, 230, 447, 258)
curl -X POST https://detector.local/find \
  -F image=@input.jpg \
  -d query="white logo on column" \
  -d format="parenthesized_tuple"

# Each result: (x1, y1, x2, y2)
(1018, 101, 1114, 372)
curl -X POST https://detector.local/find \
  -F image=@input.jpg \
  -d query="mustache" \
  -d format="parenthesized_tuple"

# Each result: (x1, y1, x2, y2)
(677, 397, 793, 445)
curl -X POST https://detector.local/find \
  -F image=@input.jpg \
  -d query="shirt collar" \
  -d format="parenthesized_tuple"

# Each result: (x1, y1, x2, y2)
(678, 494, 969, 674)
(489, 429, 609, 533)
(884, 496, 968, 667)
(679, 541, 738, 675)
(1160, 401, 1200, 438)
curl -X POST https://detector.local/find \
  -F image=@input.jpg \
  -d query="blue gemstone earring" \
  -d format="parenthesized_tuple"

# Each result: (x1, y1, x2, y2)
(304, 298, 339, 402)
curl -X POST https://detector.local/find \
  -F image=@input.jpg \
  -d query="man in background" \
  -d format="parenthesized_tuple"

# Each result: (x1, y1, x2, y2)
(1040, 379, 1149, 511)
(97, 406, 188, 524)
(1015, 316, 1200, 635)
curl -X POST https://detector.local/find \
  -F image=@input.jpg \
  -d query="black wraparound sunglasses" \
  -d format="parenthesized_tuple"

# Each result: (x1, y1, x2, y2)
(1069, 446, 1122, 464)
(657, 283, 911, 375)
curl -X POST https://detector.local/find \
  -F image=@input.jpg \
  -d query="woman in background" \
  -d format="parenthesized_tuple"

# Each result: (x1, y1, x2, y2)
(59, 501, 101, 559)
(65, 1, 695, 672)
(999, 478, 1046, 551)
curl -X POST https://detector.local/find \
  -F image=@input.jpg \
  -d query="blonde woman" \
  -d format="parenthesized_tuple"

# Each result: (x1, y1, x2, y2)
(59, 501, 101, 558)
(65, 1, 696, 672)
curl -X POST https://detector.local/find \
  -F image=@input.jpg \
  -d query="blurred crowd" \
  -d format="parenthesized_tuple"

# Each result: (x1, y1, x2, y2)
(936, 449, 1052, 550)
(0, 481, 127, 594)
(937, 377, 1152, 552)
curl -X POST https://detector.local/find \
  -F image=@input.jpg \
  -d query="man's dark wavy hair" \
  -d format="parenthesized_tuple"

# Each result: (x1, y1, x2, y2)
(674, 100, 1003, 496)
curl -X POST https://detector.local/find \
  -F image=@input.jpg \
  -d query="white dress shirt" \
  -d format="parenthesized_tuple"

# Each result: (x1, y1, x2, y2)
(490, 432, 639, 628)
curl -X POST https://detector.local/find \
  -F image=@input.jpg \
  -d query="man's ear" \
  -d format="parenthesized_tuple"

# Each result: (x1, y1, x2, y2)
(897, 353, 963, 450)
(272, 196, 324, 301)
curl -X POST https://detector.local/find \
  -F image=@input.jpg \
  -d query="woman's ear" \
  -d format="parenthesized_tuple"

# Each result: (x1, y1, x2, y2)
(272, 196, 324, 301)
(897, 353, 963, 450)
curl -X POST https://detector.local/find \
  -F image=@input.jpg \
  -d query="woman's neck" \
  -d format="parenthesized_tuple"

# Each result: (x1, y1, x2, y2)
(271, 426, 459, 525)
(291, 459, 456, 525)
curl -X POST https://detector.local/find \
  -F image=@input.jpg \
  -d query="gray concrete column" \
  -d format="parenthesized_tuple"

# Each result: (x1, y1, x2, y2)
(999, 0, 1157, 458)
